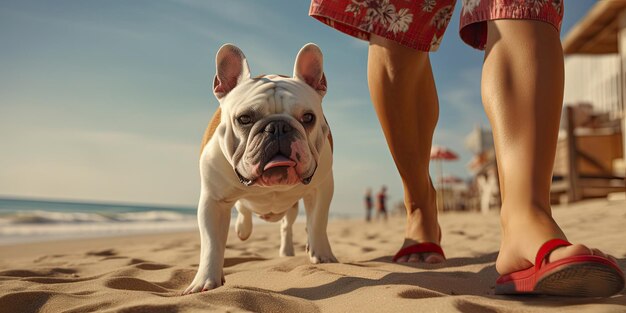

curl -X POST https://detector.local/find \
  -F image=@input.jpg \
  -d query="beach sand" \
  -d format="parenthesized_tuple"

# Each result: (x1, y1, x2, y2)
(1, 198, 625, 313)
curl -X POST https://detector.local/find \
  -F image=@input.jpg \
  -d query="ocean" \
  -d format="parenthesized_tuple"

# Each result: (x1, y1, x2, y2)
(0, 197, 199, 245)
(0, 197, 356, 245)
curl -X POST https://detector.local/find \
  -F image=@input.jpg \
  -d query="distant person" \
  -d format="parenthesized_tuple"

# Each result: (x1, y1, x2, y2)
(376, 186, 388, 222)
(310, 0, 623, 297)
(364, 188, 373, 222)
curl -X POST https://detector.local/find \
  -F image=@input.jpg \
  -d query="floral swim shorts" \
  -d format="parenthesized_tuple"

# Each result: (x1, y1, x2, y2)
(309, 0, 563, 51)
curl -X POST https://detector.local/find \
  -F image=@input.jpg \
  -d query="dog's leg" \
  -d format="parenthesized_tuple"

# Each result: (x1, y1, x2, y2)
(183, 193, 233, 294)
(235, 202, 253, 241)
(303, 174, 337, 263)
(279, 202, 298, 257)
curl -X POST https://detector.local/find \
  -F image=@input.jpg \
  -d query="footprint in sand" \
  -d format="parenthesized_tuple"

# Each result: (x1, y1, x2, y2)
(201, 287, 320, 313)
(0, 267, 77, 277)
(86, 249, 117, 256)
(0, 291, 53, 313)
(0, 269, 47, 277)
(152, 269, 196, 290)
(134, 263, 172, 270)
(105, 277, 169, 293)
(127, 258, 172, 270)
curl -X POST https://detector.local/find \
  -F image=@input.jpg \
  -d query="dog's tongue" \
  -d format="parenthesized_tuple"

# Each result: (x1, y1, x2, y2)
(263, 155, 296, 171)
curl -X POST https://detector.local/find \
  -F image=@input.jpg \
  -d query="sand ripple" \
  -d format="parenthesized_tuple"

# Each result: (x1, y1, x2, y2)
(0, 199, 625, 312)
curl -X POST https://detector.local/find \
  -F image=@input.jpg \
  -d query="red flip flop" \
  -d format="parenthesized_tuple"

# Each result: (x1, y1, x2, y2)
(392, 242, 445, 262)
(495, 239, 625, 297)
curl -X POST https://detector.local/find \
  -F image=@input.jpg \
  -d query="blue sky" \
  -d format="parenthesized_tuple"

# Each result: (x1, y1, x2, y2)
(0, 0, 596, 215)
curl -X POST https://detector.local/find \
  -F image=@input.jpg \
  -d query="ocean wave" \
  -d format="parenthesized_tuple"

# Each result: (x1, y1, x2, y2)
(0, 199, 202, 245)
(0, 210, 195, 225)
(0, 220, 198, 245)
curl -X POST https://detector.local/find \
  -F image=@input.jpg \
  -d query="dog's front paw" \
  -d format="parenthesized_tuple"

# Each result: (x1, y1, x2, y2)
(182, 272, 225, 295)
(306, 243, 338, 264)
(279, 244, 295, 257)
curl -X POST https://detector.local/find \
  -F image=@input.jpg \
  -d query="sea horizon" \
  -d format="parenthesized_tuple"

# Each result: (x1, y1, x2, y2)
(0, 196, 198, 245)
(0, 196, 359, 245)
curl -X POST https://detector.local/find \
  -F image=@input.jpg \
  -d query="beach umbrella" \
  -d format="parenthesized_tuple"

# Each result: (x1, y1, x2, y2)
(431, 146, 459, 161)
(437, 175, 464, 185)
(430, 146, 458, 211)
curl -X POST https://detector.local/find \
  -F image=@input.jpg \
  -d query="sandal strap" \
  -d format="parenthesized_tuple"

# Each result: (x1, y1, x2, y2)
(534, 238, 572, 271)
(393, 242, 445, 262)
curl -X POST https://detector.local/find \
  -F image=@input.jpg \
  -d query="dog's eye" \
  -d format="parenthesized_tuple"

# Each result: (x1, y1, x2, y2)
(301, 113, 315, 124)
(237, 115, 252, 125)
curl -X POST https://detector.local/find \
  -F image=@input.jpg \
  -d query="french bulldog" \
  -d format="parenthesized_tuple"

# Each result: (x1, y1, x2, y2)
(184, 43, 337, 294)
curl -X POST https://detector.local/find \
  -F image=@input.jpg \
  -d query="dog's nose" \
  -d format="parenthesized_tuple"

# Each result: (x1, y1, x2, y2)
(264, 121, 292, 135)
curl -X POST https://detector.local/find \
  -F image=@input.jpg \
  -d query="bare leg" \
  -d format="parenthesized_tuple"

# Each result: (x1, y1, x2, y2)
(483, 20, 612, 274)
(368, 35, 443, 263)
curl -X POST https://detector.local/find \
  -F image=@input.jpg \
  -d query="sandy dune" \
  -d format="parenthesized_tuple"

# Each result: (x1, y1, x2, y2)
(1, 198, 625, 312)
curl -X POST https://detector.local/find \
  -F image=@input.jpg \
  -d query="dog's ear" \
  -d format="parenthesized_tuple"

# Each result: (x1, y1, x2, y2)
(293, 43, 327, 97)
(214, 44, 251, 100)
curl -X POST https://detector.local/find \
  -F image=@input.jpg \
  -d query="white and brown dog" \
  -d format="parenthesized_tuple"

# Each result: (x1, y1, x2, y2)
(184, 43, 336, 294)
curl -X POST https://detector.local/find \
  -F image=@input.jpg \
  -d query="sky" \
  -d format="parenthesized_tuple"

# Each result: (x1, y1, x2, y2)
(0, 0, 597, 215)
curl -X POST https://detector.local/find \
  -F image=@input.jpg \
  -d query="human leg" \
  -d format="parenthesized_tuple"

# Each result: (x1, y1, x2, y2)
(481, 19, 615, 275)
(368, 35, 442, 263)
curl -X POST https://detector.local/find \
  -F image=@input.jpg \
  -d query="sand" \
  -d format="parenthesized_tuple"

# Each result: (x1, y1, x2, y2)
(1, 198, 625, 313)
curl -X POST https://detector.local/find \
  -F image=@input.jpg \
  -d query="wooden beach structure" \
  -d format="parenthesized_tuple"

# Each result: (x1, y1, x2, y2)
(555, 1, 626, 203)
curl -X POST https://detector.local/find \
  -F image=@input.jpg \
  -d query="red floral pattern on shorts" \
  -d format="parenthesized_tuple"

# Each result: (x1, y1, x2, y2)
(309, 0, 564, 51)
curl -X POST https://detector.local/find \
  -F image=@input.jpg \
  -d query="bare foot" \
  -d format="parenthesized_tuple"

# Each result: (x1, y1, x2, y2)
(395, 204, 444, 263)
(496, 204, 615, 275)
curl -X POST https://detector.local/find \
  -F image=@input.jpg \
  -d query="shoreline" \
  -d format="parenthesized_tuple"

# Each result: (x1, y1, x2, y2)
(0, 220, 198, 246)
(1, 197, 622, 247)
(0, 214, 357, 247)
(0, 197, 362, 246)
